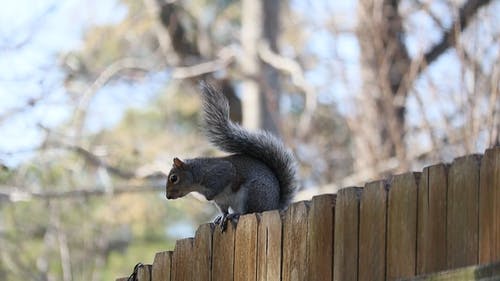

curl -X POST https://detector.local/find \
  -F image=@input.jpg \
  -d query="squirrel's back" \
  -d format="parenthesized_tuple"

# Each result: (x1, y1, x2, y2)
(200, 82, 298, 209)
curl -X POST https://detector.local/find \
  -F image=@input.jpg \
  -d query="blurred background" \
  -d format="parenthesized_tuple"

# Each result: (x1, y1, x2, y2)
(0, 0, 498, 280)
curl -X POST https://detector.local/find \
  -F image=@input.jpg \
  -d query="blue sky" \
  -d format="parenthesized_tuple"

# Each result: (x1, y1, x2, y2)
(0, 0, 499, 166)
(0, 0, 158, 166)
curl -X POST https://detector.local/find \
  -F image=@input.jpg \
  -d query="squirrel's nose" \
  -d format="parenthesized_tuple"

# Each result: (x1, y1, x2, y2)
(166, 190, 177, 199)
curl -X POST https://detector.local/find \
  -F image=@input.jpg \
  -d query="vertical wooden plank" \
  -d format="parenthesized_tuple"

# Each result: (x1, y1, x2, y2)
(334, 187, 362, 281)
(212, 222, 235, 281)
(479, 147, 500, 264)
(193, 224, 214, 281)
(234, 214, 259, 281)
(152, 251, 173, 281)
(307, 194, 335, 281)
(282, 201, 309, 281)
(257, 210, 282, 281)
(138, 264, 152, 281)
(447, 155, 481, 268)
(359, 180, 387, 281)
(387, 172, 419, 281)
(171, 238, 194, 281)
(417, 164, 448, 274)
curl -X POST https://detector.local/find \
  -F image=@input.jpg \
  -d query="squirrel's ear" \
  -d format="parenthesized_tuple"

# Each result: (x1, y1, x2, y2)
(173, 157, 185, 169)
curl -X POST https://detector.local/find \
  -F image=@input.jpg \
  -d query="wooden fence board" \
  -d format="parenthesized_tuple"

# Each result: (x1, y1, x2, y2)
(116, 150, 500, 281)
(171, 238, 194, 281)
(282, 201, 309, 281)
(387, 172, 419, 281)
(211, 222, 235, 281)
(152, 251, 173, 281)
(359, 180, 387, 281)
(307, 194, 336, 281)
(257, 210, 282, 281)
(193, 224, 213, 281)
(447, 155, 481, 268)
(234, 214, 258, 281)
(417, 164, 448, 275)
(479, 147, 500, 264)
(334, 187, 361, 281)
(138, 264, 152, 281)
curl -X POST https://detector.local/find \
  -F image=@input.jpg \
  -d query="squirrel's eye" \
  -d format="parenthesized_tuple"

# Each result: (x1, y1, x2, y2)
(169, 174, 178, 183)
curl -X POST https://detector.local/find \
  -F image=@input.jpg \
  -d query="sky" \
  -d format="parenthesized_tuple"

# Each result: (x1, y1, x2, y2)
(0, 0, 161, 166)
(0, 0, 499, 166)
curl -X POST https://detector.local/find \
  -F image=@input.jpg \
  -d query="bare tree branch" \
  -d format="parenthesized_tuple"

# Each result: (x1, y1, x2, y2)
(487, 63, 500, 146)
(171, 47, 235, 79)
(0, 182, 164, 202)
(0, 94, 46, 124)
(422, 0, 492, 70)
(65, 144, 136, 179)
(0, 1, 57, 51)
(142, 0, 180, 65)
(54, 204, 72, 281)
(257, 41, 317, 136)
(72, 57, 155, 138)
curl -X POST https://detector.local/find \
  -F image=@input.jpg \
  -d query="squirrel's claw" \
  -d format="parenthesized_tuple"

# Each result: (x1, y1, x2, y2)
(213, 214, 225, 226)
(226, 213, 240, 225)
(214, 213, 240, 232)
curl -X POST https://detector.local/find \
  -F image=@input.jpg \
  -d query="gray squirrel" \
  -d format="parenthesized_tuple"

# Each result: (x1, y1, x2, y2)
(165, 82, 298, 227)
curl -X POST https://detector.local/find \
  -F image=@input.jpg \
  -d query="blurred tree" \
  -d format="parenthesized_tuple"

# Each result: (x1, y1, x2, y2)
(240, 0, 281, 133)
(0, 0, 498, 280)
(353, 0, 496, 180)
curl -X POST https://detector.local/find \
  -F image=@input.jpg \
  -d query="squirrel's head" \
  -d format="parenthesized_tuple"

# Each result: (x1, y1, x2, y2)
(166, 157, 195, 199)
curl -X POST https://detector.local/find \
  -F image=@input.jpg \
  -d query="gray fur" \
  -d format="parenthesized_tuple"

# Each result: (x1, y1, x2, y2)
(199, 82, 298, 209)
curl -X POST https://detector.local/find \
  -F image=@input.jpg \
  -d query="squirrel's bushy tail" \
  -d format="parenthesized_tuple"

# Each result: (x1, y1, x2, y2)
(200, 82, 298, 209)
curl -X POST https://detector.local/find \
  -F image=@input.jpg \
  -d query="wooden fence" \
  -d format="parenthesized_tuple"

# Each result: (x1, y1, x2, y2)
(117, 147, 500, 281)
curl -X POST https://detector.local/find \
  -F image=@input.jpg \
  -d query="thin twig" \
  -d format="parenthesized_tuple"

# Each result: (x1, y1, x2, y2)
(422, 0, 492, 73)
(172, 48, 235, 79)
(72, 57, 155, 139)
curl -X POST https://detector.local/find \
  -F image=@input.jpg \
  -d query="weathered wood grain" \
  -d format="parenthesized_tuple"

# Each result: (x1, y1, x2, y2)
(171, 238, 194, 281)
(387, 172, 419, 281)
(417, 164, 448, 274)
(138, 264, 152, 281)
(193, 224, 213, 281)
(282, 201, 309, 281)
(115, 149, 500, 281)
(447, 155, 481, 268)
(257, 210, 282, 281)
(334, 187, 362, 281)
(307, 194, 336, 281)
(152, 251, 173, 281)
(479, 147, 500, 264)
(234, 214, 258, 281)
(359, 180, 387, 281)
(211, 222, 235, 281)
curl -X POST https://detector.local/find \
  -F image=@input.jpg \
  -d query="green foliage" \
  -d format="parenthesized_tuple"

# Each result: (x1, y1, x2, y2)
(0, 84, 218, 280)
(0, 0, 349, 280)
(103, 239, 173, 280)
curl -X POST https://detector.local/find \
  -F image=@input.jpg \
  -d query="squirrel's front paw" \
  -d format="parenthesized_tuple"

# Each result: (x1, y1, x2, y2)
(213, 214, 225, 226)
(214, 213, 240, 232)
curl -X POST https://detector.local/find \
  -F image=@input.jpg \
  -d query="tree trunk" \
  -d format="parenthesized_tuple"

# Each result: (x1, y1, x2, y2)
(354, 0, 491, 178)
(241, 0, 281, 135)
(355, 0, 410, 175)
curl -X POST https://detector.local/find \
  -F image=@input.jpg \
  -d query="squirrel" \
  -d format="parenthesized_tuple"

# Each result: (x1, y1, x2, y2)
(165, 82, 298, 227)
